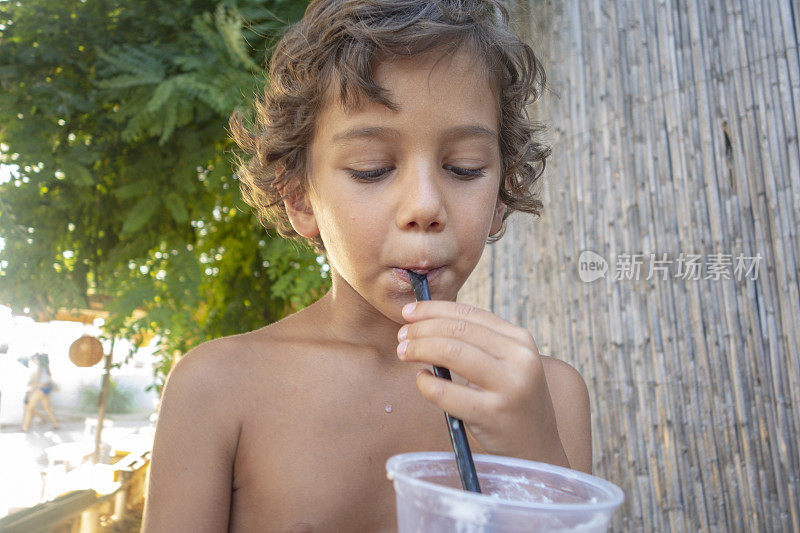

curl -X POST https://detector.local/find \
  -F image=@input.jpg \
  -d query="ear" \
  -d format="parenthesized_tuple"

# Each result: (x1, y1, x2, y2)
(489, 196, 506, 236)
(281, 181, 320, 239)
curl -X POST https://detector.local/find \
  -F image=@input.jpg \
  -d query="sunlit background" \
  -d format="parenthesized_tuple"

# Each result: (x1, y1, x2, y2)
(0, 302, 160, 517)
(1, 156, 160, 513)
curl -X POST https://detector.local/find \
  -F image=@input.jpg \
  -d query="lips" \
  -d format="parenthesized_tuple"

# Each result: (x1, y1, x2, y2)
(403, 267, 436, 274)
(392, 266, 444, 285)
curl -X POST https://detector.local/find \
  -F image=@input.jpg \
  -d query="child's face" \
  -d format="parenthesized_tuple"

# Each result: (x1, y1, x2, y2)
(293, 47, 505, 323)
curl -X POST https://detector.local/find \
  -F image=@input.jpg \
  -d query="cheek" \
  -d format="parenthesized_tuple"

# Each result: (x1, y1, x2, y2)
(464, 191, 499, 231)
(319, 211, 352, 249)
(320, 203, 383, 255)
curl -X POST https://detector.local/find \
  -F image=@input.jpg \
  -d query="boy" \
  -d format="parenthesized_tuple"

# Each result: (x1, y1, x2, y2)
(143, 1, 591, 531)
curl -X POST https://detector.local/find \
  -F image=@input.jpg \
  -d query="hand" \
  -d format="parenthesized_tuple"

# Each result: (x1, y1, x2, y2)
(396, 300, 569, 467)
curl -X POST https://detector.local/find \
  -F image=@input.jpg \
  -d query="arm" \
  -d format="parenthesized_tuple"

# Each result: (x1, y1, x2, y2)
(541, 356, 593, 474)
(141, 341, 241, 532)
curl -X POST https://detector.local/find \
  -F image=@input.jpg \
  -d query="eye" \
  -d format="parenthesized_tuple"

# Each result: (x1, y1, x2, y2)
(444, 165, 486, 179)
(346, 167, 393, 182)
(346, 165, 486, 182)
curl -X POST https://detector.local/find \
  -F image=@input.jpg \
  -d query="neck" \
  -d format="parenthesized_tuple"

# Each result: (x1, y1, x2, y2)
(310, 275, 405, 360)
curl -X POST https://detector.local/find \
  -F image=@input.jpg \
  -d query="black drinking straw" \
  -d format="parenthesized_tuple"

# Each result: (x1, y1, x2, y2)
(408, 271, 482, 493)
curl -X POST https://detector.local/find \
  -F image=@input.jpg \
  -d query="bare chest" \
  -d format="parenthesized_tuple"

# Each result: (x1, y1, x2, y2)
(227, 362, 464, 532)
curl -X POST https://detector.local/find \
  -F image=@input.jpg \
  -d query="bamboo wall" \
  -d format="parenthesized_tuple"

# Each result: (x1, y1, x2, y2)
(459, 1, 800, 530)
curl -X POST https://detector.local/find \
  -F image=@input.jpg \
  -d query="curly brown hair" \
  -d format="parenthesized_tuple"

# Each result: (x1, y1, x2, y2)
(229, 0, 549, 254)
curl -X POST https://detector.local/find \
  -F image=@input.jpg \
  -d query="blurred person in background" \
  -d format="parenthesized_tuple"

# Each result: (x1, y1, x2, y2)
(21, 352, 59, 431)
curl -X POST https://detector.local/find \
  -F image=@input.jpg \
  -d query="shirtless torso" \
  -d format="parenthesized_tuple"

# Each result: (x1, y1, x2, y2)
(143, 299, 586, 532)
(226, 312, 461, 531)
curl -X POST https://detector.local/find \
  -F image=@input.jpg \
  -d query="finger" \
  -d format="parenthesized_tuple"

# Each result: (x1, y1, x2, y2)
(403, 300, 537, 348)
(415, 369, 495, 423)
(398, 336, 503, 390)
(400, 318, 520, 363)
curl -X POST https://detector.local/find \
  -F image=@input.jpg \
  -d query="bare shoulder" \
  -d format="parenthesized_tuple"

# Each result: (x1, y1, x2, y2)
(199, 324, 278, 361)
(540, 355, 593, 474)
(540, 355, 587, 391)
(164, 333, 262, 414)
(142, 333, 260, 532)
(175, 334, 251, 382)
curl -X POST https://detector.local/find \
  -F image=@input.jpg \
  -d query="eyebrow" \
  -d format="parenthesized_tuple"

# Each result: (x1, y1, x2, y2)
(331, 124, 498, 144)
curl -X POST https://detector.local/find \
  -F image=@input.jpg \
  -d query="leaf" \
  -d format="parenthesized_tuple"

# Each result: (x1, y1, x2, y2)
(146, 79, 177, 114)
(96, 74, 163, 90)
(96, 45, 166, 80)
(165, 193, 189, 224)
(214, 5, 258, 71)
(158, 103, 178, 145)
(113, 182, 145, 200)
(121, 196, 160, 235)
(62, 160, 94, 186)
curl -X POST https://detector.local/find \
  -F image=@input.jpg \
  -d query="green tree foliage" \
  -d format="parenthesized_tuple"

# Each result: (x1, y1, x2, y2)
(0, 0, 328, 391)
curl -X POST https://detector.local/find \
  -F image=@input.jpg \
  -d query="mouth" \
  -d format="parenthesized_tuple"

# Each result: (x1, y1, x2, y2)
(392, 265, 445, 285)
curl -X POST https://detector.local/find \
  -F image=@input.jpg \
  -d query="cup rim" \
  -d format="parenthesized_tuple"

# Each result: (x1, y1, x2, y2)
(386, 452, 625, 513)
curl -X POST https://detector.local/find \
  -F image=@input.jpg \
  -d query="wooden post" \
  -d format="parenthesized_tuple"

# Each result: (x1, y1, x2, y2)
(79, 507, 98, 533)
(93, 338, 114, 464)
(112, 470, 131, 522)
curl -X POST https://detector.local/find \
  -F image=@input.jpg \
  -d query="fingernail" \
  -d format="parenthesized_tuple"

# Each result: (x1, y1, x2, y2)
(403, 302, 416, 316)
(397, 340, 408, 359)
(397, 325, 408, 341)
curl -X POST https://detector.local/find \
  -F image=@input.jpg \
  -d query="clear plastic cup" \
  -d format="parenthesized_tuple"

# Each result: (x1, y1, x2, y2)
(386, 452, 624, 532)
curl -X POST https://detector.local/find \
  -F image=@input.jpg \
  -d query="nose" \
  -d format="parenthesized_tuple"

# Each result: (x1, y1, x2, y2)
(394, 162, 447, 232)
